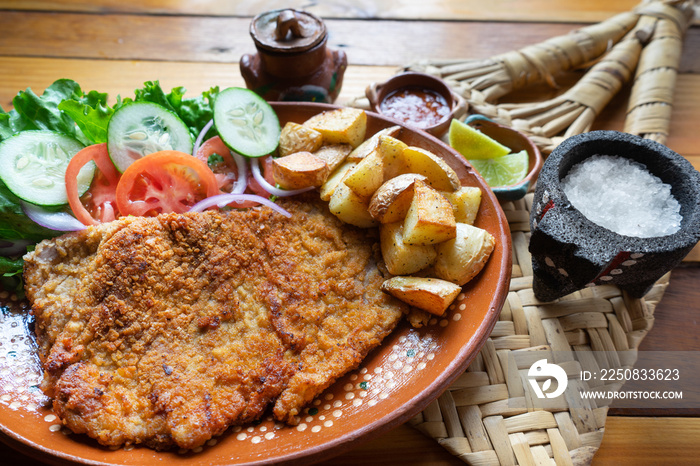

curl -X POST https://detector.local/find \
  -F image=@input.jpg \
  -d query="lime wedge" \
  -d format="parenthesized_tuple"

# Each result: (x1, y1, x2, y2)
(448, 119, 510, 160)
(469, 150, 529, 187)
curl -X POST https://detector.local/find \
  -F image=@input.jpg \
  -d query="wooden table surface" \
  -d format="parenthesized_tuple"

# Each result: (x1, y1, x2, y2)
(0, 1, 698, 464)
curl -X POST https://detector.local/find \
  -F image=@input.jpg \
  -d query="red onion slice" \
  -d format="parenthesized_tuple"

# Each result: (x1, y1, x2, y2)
(231, 151, 248, 194)
(192, 119, 214, 157)
(188, 193, 291, 217)
(250, 157, 315, 197)
(21, 201, 87, 231)
(0, 239, 32, 257)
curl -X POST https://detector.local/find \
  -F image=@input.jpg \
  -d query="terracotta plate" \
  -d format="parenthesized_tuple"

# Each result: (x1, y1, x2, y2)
(0, 102, 512, 465)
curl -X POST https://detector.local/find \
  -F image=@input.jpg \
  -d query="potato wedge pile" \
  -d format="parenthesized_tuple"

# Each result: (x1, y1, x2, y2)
(272, 108, 496, 326)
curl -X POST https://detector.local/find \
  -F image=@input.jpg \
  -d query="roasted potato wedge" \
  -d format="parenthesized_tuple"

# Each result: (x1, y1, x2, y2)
(313, 143, 352, 173)
(348, 125, 401, 162)
(342, 148, 384, 199)
(272, 151, 329, 189)
(319, 161, 356, 201)
(303, 108, 367, 148)
(328, 181, 378, 228)
(369, 173, 427, 223)
(378, 135, 409, 180)
(402, 146, 461, 192)
(434, 222, 495, 285)
(381, 276, 462, 316)
(441, 186, 482, 225)
(402, 180, 457, 245)
(278, 122, 323, 157)
(344, 134, 408, 201)
(379, 221, 437, 275)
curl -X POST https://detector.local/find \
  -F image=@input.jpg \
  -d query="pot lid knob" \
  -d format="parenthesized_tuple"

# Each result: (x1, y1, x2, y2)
(250, 9, 327, 53)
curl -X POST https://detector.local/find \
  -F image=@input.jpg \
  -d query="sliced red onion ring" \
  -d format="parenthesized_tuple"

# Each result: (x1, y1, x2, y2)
(0, 239, 32, 257)
(250, 157, 314, 197)
(192, 118, 215, 157)
(188, 193, 291, 217)
(231, 151, 248, 194)
(21, 201, 87, 231)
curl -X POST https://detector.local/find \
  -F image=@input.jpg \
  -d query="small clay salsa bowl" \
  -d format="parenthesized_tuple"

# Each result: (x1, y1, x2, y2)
(529, 130, 700, 302)
(464, 115, 543, 202)
(366, 71, 466, 138)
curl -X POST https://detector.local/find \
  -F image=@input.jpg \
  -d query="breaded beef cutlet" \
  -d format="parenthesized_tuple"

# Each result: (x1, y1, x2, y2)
(23, 198, 405, 450)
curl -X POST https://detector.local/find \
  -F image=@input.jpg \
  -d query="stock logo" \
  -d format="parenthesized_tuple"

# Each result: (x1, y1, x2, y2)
(528, 359, 568, 399)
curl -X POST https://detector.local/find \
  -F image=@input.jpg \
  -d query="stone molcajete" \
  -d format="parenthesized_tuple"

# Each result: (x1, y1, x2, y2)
(529, 130, 700, 302)
(240, 9, 347, 103)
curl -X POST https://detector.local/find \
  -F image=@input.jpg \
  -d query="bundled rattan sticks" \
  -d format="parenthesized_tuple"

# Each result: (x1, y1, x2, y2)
(407, 11, 639, 103)
(624, 0, 696, 144)
(470, 26, 648, 154)
(404, 0, 695, 153)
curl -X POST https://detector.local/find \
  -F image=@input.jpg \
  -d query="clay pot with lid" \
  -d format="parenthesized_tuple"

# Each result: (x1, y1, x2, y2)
(240, 9, 347, 103)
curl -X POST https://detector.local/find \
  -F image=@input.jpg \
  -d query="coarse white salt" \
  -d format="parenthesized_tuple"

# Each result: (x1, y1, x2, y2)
(561, 154, 682, 238)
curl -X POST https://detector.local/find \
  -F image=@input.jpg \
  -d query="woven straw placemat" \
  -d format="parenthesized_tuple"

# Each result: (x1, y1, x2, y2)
(409, 192, 669, 466)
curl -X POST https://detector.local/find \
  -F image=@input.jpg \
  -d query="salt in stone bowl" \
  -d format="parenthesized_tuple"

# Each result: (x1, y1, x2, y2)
(529, 130, 700, 302)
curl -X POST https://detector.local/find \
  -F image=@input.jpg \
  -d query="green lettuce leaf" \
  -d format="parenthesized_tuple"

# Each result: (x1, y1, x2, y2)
(176, 86, 220, 140)
(0, 263, 24, 298)
(0, 256, 23, 276)
(58, 90, 113, 144)
(0, 106, 30, 142)
(129, 81, 219, 139)
(10, 79, 89, 144)
(0, 181, 57, 242)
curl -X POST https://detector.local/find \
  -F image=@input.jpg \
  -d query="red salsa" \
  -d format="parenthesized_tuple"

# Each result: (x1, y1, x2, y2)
(379, 87, 450, 129)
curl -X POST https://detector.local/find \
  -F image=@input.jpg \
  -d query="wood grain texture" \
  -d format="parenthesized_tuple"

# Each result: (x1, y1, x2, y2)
(608, 265, 700, 417)
(2, 0, 685, 24)
(4, 417, 698, 465)
(0, 58, 392, 112)
(593, 417, 700, 465)
(638, 267, 700, 353)
(0, 12, 698, 70)
(324, 418, 700, 465)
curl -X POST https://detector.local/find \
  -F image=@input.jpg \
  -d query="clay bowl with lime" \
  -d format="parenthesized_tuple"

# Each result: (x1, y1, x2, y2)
(449, 115, 543, 202)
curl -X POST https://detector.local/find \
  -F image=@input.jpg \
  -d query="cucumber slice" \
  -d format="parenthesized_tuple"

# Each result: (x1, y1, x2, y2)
(0, 130, 91, 207)
(107, 101, 193, 172)
(214, 87, 280, 158)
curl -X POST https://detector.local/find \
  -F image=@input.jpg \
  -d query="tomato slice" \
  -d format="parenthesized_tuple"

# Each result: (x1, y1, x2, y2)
(195, 136, 275, 196)
(195, 136, 238, 192)
(115, 150, 219, 217)
(196, 136, 278, 208)
(246, 155, 275, 197)
(66, 143, 121, 226)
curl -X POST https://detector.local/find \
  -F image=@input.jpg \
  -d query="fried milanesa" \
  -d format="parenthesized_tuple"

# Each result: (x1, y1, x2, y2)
(23, 198, 405, 450)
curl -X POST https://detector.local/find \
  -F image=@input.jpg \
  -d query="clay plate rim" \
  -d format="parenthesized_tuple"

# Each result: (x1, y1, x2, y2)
(0, 102, 512, 466)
